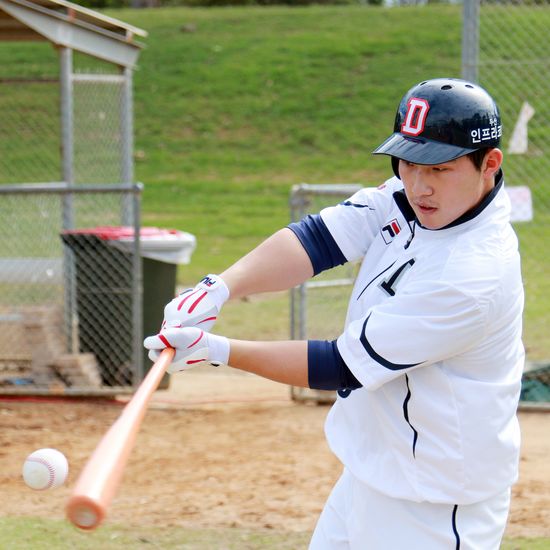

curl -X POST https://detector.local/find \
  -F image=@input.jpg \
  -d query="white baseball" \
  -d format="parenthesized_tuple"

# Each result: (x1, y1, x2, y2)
(22, 448, 69, 490)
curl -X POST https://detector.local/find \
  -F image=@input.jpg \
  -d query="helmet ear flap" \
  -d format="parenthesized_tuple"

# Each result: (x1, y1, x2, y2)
(391, 156, 401, 179)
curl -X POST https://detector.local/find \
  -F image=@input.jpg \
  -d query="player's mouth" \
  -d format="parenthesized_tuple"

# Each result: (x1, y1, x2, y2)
(414, 202, 437, 214)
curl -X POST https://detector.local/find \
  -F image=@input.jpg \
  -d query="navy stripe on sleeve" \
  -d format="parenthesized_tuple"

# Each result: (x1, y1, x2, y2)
(308, 340, 362, 391)
(288, 214, 347, 276)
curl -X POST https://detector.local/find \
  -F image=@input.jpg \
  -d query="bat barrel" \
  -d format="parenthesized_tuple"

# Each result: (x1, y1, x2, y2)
(66, 495, 104, 530)
(65, 348, 175, 530)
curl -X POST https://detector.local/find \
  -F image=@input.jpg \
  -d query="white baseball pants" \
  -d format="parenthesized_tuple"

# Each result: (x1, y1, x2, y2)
(309, 469, 511, 550)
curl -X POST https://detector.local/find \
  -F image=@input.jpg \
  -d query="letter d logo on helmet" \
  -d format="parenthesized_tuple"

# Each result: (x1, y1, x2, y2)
(373, 78, 502, 178)
(401, 98, 430, 136)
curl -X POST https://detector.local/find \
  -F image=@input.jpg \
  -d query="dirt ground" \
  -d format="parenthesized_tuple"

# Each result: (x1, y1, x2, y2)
(1, 367, 549, 540)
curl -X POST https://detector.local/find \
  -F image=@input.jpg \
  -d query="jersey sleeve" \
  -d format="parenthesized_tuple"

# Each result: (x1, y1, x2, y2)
(307, 339, 362, 391)
(336, 280, 488, 390)
(288, 214, 348, 275)
(319, 179, 399, 262)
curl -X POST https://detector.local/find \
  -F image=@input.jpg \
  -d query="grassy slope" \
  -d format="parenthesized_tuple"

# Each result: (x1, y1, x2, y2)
(0, 4, 546, 355)
(115, 4, 462, 277)
(0, 9, 548, 546)
(115, 3, 546, 357)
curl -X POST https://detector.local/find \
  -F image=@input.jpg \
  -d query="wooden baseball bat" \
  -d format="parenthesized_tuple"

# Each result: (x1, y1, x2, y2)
(66, 347, 175, 530)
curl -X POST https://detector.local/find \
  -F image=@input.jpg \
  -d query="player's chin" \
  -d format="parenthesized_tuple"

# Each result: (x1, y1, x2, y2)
(415, 208, 445, 229)
(420, 219, 444, 230)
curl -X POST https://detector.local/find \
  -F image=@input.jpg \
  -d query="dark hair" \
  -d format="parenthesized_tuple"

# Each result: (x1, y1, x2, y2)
(467, 148, 490, 170)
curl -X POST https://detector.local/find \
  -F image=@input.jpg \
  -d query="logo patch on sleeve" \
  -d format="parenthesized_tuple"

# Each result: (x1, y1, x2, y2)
(381, 219, 401, 244)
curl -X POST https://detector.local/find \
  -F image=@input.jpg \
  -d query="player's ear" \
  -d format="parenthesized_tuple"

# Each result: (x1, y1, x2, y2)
(482, 148, 503, 179)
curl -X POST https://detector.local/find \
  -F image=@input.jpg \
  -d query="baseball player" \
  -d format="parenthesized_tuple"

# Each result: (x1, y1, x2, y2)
(145, 78, 524, 548)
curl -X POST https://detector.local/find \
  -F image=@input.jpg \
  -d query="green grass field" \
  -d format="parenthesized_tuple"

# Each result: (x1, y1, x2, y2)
(0, 4, 463, 272)
(125, 4, 464, 276)
(0, 518, 312, 549)
(0, 4, 547, 356)
(0, 8, 549, 546)
(1, 517, 549, 549)
(121, 4, 548, 360)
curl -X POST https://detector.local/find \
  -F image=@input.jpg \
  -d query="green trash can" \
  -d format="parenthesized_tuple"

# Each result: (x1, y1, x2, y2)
(61, 226, 196, 388)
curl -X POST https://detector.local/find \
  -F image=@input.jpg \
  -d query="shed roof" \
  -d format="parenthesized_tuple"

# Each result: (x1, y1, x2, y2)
(0, 0, 147, 67)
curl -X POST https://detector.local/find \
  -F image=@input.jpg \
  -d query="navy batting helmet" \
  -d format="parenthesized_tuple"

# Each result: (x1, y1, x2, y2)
(373, 78, 502, 178)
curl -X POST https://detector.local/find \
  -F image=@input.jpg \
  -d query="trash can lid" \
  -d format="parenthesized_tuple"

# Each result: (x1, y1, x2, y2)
(63, 226, 196, 264)
(63, 226, 184, 240)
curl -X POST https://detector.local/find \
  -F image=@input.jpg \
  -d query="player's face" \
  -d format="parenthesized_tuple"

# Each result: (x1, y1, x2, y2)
(399, 150, 503, 229)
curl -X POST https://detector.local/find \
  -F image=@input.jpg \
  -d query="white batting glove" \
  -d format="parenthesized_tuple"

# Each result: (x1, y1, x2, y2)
(161, 274, 229, 332)
(143, 324, 230, 374)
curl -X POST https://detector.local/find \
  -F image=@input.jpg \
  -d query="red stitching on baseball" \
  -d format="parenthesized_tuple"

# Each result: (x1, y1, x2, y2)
(27, 457, 55, 490)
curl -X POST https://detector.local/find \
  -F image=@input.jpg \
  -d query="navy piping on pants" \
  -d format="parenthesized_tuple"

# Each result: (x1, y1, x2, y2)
(403, 374, 418, 458)
(452, 505, 460, 549)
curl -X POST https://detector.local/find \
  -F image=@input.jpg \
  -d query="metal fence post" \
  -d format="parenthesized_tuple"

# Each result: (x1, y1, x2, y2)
(59, 46, 78, 354)
(132, 183, 144, 386)
(60, 46, 74, 223)
(289, 184, 362, 404)
(461, 0, 479, 82)
(121, 66, 134, 226)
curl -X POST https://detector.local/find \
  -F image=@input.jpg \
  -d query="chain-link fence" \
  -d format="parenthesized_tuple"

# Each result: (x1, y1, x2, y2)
(289, 181, 547, 405)
(289, 1, 550, 405)
(289, 185, 361, 404)
(463, 0, 550, 401)
(0, 48, 132, 185)
(0, 185, 143, 394)
(0, 44, 59, 185)
(72, 52, 133, 190)
(0, 41, 143, 394)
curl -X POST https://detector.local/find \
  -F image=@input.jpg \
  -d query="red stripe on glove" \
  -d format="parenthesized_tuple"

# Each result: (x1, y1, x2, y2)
(188, 331, 204, 348)
(176, 289, 196, 311)
(159, 334, 172, 348)
(188, 292, 207, 314)
(198, 316, 217, 325)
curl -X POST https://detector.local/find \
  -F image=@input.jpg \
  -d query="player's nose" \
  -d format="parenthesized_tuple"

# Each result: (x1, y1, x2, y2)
(409, 166, 433, 196)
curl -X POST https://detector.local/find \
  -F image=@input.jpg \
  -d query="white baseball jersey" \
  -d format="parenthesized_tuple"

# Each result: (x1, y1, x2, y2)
(320, 174, 524, 505)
